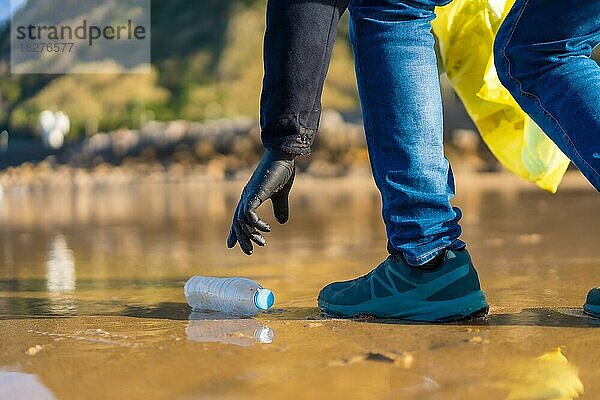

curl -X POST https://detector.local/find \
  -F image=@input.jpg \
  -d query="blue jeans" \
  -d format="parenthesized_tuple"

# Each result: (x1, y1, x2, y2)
(261, 0, 598, 265)
(494, 0, 600, 190)
(349, 0, 462, 265)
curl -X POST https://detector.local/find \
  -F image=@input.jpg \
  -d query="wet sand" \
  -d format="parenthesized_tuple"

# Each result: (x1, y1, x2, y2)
(0, 172, 598, 399)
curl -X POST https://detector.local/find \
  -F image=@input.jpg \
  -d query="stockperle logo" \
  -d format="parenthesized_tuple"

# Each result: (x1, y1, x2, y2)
(10, 0, 151, 74)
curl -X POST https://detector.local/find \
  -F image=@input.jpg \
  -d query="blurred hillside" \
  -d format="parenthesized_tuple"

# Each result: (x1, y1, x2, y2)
(0, 0, 359, 136)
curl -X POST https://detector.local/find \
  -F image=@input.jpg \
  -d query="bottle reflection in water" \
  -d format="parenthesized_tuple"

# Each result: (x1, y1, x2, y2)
(186, 311, 275, 347)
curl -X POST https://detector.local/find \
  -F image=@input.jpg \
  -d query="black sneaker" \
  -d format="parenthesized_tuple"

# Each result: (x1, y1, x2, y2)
(584, 287, 600, 318)
(318, 249, 489, 322)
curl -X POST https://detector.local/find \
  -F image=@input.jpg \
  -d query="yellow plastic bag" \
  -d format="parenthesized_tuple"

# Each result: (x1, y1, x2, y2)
(432, 0, 570, 192)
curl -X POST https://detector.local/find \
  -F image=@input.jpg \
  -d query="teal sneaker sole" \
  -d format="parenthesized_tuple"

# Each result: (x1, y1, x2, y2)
(583, 304, 600, 318)
(319, 290, 489, 322)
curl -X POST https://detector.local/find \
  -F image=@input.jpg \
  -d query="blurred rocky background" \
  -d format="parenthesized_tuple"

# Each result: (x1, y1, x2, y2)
(0, 1, 598, 186)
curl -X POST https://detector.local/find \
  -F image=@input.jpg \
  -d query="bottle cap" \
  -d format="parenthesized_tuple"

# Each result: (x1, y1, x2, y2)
(254, 288, 274, 311)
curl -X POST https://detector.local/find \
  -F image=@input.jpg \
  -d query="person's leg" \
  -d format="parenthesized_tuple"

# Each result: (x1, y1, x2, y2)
(260, 0, 350, 156)
(349, 0, 463, 266)
(494, 0, 600, 190)
(318, 0, 488, 321)
(494, 1, 600, 319)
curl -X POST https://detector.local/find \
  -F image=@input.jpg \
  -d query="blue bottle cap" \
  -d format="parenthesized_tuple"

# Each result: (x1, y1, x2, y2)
(254, 289, 274, 310)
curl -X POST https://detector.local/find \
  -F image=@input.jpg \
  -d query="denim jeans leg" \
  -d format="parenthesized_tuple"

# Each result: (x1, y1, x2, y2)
(494, 0, 600, 190)
(349, 0, 463, 266)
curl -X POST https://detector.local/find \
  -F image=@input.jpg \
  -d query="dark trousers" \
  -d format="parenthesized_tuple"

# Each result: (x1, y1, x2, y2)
(260, 0, 350, 156)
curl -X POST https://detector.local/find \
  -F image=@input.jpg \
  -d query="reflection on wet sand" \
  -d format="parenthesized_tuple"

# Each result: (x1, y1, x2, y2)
(2, 294, 600, 330)
(46, 235, 76, 315)
(0, 371, 56, 400)
(0, 173, 598, 399)
(187, 311, 274, 346)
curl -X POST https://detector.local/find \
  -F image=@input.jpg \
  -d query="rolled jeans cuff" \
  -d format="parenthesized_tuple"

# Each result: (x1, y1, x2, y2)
(387, 240, 467, 266)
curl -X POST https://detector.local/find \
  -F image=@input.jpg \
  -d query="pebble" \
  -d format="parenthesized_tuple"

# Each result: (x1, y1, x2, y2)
(306, 322, 323, 328)
(327, 350, 413, 368)
(25, 345, 43, 355)
(468, 336, 490, 344)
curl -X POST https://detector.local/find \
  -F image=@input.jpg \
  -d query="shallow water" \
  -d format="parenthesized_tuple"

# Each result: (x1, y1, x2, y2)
(0, 173, 598, 400)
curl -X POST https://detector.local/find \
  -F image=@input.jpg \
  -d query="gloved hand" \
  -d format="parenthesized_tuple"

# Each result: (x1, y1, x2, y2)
(227, 149, 295, 255)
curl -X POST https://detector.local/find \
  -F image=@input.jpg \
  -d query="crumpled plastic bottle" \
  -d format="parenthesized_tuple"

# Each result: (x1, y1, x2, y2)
(432, 0, 570, 192)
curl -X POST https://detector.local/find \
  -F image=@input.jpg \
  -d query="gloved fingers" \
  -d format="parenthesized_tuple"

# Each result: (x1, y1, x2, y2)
(270, 195, 289, 224)
(248, 231, 266, 247)
(240, 220, 266, 247)
(240, 193, 271, 233)
(233, 221, 253, 255)
(227, 202, 244, 249)
(244, 208, 271, 232)
(226, 225, 237, 248)
(271, 168, 295, 224)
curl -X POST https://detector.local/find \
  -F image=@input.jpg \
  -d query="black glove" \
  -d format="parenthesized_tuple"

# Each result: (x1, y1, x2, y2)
(227, 149, 295, 255)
